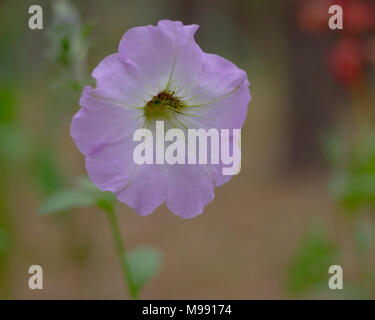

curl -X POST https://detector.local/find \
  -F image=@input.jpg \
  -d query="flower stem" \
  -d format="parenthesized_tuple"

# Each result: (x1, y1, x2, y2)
(105, 205, 138, 300)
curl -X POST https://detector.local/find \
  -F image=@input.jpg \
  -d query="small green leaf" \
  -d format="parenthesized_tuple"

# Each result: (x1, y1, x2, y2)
(39, 189, 97, 215)
(127, 247, 162, 292)
(75, 176, 99, 192)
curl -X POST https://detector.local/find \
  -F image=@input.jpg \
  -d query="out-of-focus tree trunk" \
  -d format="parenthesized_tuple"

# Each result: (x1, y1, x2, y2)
(285, 1, 344, 170)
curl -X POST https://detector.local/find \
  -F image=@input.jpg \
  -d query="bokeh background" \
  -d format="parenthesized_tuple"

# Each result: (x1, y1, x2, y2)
(1, 0, 375, 299)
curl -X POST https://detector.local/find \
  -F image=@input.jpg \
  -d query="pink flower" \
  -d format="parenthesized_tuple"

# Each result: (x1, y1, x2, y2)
(71, 20, 251, 218)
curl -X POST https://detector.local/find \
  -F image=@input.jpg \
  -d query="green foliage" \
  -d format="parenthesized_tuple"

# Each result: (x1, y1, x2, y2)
(75, 176, 99, 192)
(39, 189, 98, 215)
(354, 220, 374, 255)
(0, 87, 15, 125)
(46, 0, 91, 74)
(127, 247, 162, 292)
(58, 35, 71, 67)
(292, 131, 375, 300)
(287, 228, 338, 295)
(47, 0, 81, 66)
(325, 131, 375, 213)
(32, 147, 63, 195)
(39, 178, 162, 297)
(39, 176, 113, 215)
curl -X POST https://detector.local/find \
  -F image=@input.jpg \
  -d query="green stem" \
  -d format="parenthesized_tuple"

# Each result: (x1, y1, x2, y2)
(105, 205, 138, 300)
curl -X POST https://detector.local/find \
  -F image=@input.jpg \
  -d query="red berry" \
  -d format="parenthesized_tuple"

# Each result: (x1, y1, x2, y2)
(335, 0, 375, 34)
(327, 38, 365, 88)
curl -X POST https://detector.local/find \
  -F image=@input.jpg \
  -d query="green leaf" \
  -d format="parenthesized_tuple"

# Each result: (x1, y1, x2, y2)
(47, 0, 91, 72)
(127, 247, 162, 292)
(328, 130, 375, 213)
(39, 189, 97, 215)
(287, 227, 338, 295)
(74, 176, 100, 192)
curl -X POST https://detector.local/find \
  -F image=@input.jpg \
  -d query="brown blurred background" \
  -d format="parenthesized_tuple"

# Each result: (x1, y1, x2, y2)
(0, 0, 374, 299)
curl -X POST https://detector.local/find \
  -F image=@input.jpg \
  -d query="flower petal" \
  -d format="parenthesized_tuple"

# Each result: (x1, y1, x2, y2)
(181, 53, 250, 129)
(91, 53, 150, 108)
(173, 53, 249, 188)
(85, 136, 137, 193)
(118, 20, 203, 96)
(71, 86, 143, 157)
(165, 164, 215, 219)
(116, 164, 166, 216)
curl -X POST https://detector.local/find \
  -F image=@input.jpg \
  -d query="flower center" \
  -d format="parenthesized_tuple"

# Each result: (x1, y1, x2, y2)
(144, 90, 184, 121)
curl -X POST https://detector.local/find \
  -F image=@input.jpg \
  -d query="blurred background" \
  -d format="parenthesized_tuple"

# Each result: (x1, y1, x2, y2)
(0, 0, 375, 299)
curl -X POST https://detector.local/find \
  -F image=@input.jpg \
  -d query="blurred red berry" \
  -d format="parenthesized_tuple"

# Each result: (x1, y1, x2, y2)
(327, 38, 365, 88)
(334, 0, 375, 34)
